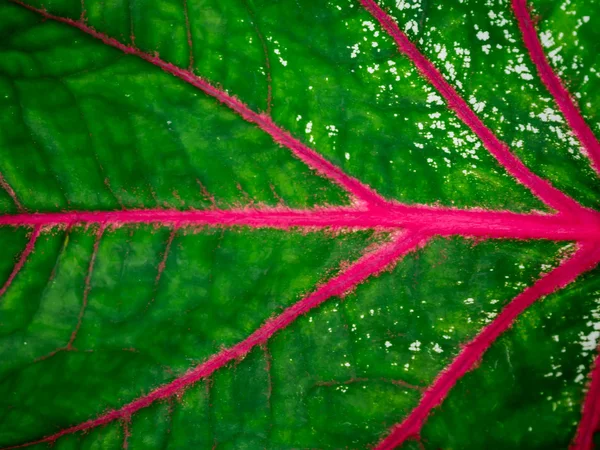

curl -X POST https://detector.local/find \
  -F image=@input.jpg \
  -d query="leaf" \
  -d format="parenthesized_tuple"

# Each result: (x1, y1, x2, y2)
(0, 0, 599, 449)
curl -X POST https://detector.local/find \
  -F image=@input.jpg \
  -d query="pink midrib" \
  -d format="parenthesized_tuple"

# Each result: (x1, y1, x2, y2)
(0, 207, 599, 241)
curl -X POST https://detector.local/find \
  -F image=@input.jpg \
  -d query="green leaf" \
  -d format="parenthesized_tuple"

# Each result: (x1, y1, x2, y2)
(0, 0, 599, 449)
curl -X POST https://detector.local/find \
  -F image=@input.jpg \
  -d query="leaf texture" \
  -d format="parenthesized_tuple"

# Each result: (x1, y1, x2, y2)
(0, 0, 599, 449)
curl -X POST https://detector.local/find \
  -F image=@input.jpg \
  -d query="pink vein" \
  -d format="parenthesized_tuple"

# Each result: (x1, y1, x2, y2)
(571, 347, 600, 450)
(0, 225, 41, 298)
(0, 172, 24, 212)
(512, 0, 600, 177)
(10, 0, 385, 209)
(358, 0, 585, 216)
(1, 206, 599, 241)
(2, 231, 429, 449)
(182, 0, 194, 71)
(375, 242, 600, 449)
(145, 227, 176, 310)
(67, 225, 104, 349)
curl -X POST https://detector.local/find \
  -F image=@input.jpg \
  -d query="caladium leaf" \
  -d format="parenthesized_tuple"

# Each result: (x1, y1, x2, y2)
(0, 0, 599, 449)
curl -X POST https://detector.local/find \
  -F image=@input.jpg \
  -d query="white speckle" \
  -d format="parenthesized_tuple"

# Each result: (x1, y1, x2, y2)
(426, 92, 444, 105)
(296, 115, 302, 121)
(438, 46, 447, 60)
(469, 95, 486, 113)
(540, 30, 555, 48)
(476, 31, 490, 41)
(538, 107, 563, 123)
(305, 121, 313, 133)
(385, 341, 393, 348)
(409, 340, 421, 352)
(464, 298, 475, 305)
(362, 21, 376, 32)
(405, 19, 419, 34)
(367, 64, 379, 74)
(580, 330, 600, 351)
(345, 152, 351, 160)
(432, 343, 443, 353)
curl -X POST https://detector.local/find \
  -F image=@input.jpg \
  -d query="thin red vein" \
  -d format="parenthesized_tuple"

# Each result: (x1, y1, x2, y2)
(0, 172, 24, 212)
(512, 0, 600, 177)
(67, 225, 104, 349)
(182, 0, 194, 71)
(375, 242, 600, 449)
(1, 206, 600, 241)
(242, 0, 273, 114)
(3, 231, 429, 449)
(358, 0, 584, 216)
(571, 347, 600, 450)
(315, 377, 423, 391)
(10, 0, 385, 209)
(0, 225, 41, 298)
(145, 227, 176, 310)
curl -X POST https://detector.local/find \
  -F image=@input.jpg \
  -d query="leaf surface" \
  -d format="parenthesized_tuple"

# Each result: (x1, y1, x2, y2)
(0, 0, 600, 449)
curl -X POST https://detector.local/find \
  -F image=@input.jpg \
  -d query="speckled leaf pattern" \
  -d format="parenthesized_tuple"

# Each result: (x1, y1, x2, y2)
(0, 0, 599, 449)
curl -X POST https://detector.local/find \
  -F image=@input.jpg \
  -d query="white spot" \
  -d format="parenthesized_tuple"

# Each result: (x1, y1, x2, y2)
(385, 341, 393, 348)
(438, 47, 447, 60)
(540, 30, 555, 48)
(409, 340, 421, 352)
(476, 31, 490, 41)
(405, 20, 419, 34)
